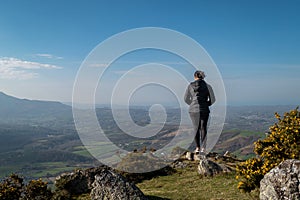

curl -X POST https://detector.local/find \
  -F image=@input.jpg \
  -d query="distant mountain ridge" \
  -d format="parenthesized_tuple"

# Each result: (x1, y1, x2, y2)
(0, 92, 72, 122)
(0, 91, 298, 180)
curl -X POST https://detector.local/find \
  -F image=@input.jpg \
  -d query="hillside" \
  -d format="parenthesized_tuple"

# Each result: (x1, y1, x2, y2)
(0, 92, 295, 183)
(212, 130, 265, 159)
(0, 91, 72, 125)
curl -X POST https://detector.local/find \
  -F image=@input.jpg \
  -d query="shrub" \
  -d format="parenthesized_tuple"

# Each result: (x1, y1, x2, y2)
(0, 174, 24, 200)
(23, 179, 52, 200)
(51, 189, 71, 200)
(0, 174, 53, 200)
(236, 107, 300, 192)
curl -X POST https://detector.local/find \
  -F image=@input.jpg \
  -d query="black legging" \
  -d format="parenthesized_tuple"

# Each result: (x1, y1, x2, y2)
(189, 112, 209, 149)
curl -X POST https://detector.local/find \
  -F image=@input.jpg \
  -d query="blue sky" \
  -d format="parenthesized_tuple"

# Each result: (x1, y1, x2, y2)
(0, 0, 299, 105)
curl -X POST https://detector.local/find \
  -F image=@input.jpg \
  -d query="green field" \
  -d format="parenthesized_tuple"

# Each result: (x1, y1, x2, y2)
(0, 162, 76, 180)
(30, 162, 76, 178)
(0, 165, 22, 178)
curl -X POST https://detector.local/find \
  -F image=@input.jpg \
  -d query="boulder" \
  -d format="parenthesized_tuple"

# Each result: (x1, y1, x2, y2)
(55, 165, 147, 199)
(90, 168, 147, 200)
(55, 165, 110, 195)
(170, 160, 188, 169)
(260, 159, 300, 200)
(198, 157, 225, 176)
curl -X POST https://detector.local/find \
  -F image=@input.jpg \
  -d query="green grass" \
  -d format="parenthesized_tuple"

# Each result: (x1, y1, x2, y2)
(2, 158, 257, 200)
(73, 146, 87, 150)
(0, 162, 77, 179)
(72, 149, 92, 157)
(72, 142, 117, 158)
(137, 161, 259, 200)
(25, 162, 75, 178)
(32, 166, 75, 178)
(33, 161, 74, 177)
(0, 165, 22, 177)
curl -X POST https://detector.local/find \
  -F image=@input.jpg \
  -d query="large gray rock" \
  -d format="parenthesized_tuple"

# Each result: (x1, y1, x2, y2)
(90, 168, 147, 200)
(55, 165, 109, 195)
(198, 157, 230, 176)
(260, 159, 300, 200)
(55, 165, 147, 199)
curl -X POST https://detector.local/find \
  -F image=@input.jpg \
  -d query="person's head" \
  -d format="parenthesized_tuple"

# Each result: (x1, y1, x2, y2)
(194, 70, 205, 80)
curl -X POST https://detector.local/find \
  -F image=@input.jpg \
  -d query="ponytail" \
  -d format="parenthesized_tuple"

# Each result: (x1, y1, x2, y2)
(194, 70, 206, 79)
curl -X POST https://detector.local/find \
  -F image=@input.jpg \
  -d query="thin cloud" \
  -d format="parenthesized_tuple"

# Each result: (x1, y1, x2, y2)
(35, 53, 63, 59)
(0, 57, 62, 80)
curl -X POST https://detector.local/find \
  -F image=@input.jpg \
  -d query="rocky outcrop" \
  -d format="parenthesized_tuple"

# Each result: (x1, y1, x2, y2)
(260, 159, 300, 200)
(55, 165, 110, 195)
(90, 169, 147, 200)
(198, 157, 231, 176)
(182, 151, 236, 176)
(55, 165, 147, 199)
(185, 151, 243, 163)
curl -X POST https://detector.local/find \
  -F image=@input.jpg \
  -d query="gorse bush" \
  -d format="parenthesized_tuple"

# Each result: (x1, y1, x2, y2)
(23, 179, 53, 200)
(0, 174, 53, 200)
(0, 174, 24, 200)
(236, 107, 300, 192)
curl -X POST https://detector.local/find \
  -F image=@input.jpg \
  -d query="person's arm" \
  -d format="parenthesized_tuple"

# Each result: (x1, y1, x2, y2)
(207, 84, 216, 106)
(184, 85, 192, 105)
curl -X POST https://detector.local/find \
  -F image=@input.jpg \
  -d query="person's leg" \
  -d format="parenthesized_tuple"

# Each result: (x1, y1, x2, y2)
(200, 112, 209, 152)
(189, 112, 200, 151)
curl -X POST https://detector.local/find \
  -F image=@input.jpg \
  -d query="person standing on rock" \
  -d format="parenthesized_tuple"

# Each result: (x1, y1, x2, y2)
(184, 70, 215, 155)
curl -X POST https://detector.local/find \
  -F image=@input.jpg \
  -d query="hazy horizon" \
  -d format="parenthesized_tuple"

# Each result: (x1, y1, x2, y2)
(1, 90, 298, 108)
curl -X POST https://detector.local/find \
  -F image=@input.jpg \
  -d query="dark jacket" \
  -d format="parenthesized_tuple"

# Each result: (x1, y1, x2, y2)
(184, 79, 215, 113)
